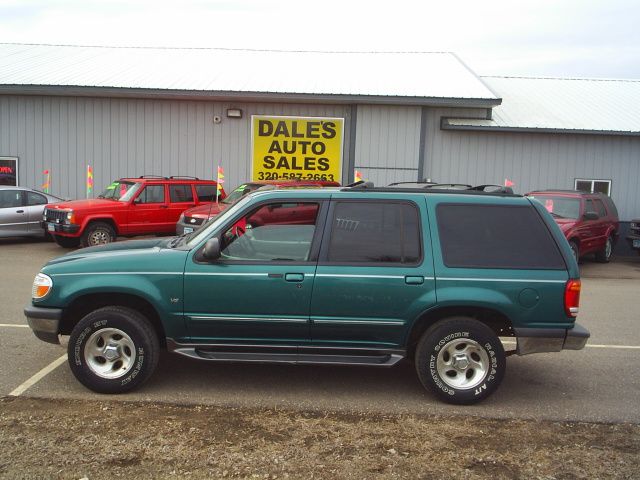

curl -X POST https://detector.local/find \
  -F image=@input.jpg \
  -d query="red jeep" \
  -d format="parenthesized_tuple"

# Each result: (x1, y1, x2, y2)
(44, 176, 225, 248)
(176, 180, 340, 235)
(526, 190, 619, 262)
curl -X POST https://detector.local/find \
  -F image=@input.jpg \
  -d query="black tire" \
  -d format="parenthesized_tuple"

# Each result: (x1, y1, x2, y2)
(569, 240, 580, 263)
(415, 317, 506, 405)
(595, 236, 613, 263)
(68, 306, 160, 394)
(81, 221, 116, 247)
(53, 235, 81, 248)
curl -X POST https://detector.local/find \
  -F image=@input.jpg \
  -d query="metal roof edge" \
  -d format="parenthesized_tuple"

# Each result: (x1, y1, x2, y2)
(0, 85, 502, 108)
(451, 53, 502, 104)
(441, 118, 640, 137)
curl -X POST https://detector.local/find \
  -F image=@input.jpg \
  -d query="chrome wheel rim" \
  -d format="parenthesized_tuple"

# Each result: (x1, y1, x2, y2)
(89, 229, 111, 246)
(84, 328, 136, 379)
(436, 338, 490, 390)
(605, 238, 612, 259)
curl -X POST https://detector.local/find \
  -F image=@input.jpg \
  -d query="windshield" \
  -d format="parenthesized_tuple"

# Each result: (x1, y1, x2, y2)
(185, 195, 254, 248)
(530, 195, 581, 219)
(98, 181, 140, 202)
(221, 183, 262, 205)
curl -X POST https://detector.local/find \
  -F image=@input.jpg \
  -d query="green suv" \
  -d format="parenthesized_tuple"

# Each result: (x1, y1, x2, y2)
(25, 184, 589, 405)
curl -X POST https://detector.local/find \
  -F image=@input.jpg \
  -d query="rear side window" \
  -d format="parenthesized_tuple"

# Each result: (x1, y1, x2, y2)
(437, 204, 565, 269)
(26, 192, 48, 206)
(195, 184, 219, 202)
(327, 201, 421, 264)
(593, 199, 607, 217)
(169, 184, 194, 203)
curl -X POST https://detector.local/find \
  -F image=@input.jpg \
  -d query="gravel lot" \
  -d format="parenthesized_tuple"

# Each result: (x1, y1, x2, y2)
(1, 396, 638, 480)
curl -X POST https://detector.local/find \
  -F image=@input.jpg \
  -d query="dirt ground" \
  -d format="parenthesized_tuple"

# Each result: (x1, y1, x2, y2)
(0, 397, 638, 480)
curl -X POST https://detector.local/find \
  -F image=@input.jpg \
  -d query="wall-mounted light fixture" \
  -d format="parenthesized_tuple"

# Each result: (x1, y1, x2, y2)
(226, 108, 243, 119)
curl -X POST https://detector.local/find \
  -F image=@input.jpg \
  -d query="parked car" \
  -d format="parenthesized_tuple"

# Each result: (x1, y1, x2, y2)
(0, 186, 63, 238)
(44, 176, 225, 248)
(25, 183, 588, 405)
(626, 219, 640, 254)
(176, 179, 340, 235)
(526, 190, 619, 262)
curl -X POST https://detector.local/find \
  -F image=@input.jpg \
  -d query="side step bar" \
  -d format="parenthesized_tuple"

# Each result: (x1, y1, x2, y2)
(170, 346, 404, 367)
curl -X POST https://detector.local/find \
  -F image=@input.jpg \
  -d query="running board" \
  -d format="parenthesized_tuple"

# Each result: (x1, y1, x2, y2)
(172, 348, 404, 367)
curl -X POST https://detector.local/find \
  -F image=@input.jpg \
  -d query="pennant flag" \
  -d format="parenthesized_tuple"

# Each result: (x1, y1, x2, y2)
(87, 165, 94, 198)
(504, 178, 515, 187)
(42, 169, 50, 193)
(216, 165, 225, 202)
(354, 170, 363, 182)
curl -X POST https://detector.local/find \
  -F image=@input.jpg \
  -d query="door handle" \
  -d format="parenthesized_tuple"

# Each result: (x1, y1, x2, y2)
(285, 273, 304, 282)
(16, 210, 24, 213)
(405, 276, 424, 285)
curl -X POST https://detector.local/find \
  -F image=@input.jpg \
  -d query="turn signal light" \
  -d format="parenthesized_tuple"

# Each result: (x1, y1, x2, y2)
(564, 279, 581, 317)
(32, 273, 53, 299)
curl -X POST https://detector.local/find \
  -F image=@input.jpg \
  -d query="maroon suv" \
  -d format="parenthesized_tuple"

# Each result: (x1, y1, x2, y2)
(526, 190, 619, 262)
(176, 180, 340, 235)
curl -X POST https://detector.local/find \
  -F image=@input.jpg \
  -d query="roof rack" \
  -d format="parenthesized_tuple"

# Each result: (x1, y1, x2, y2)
(169, 175, 200, 180)
(138, 175, 169, 179)
(341, 181, 519, 197)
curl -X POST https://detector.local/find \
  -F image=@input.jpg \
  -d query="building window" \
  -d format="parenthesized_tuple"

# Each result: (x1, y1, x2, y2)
(575, 179, 611, 196)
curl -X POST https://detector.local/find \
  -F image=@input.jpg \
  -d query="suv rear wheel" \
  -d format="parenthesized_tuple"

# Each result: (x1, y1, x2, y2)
(81, 221, 116, 247)
(68, 306, 160, 393)
(415, 317, 506, 405)
(595, 236, 613, 263)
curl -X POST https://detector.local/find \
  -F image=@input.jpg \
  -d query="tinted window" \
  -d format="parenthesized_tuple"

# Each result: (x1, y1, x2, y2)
(585, 199, 596, 215)
(195, 184, 219, 202)
(220, 202, 320, 262)
(437, 204, 564, 269)
(327, 202, 421, 264)
(0, 190, 22, 208)
(26, 192, 47, 206)
(137, 185, 165, 204)
(169, 184, 194, 203)
(593, 199, 607, 217)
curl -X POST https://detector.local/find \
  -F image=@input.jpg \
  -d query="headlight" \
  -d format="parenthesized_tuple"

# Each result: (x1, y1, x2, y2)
(32, 273, 53, 299)
(65, 210, 75, 224)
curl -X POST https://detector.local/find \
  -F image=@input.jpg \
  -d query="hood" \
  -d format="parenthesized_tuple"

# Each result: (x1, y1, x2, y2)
(553, 217, 578, 232)
(46, 238, 168, 266)
(46, 198, 127, 211)
(185, 202, 227, 218)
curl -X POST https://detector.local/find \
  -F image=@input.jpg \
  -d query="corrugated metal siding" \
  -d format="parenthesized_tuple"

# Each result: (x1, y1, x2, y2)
(426, 121, 640, 220)
(354, 105, 422, 185)
(0, 95, 350, 198)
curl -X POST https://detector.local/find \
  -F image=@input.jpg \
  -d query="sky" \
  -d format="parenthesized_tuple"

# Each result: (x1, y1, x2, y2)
(1, 0, 639, 79)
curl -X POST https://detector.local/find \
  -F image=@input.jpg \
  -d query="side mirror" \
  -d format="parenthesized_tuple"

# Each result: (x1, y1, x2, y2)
(202, 237, 221, 261)
(133, 197, 142, 205)
(583, 211, 599, 221)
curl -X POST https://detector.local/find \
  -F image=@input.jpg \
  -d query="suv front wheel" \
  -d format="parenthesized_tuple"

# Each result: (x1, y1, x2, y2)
(68, 306, 160, 393)
(415, 317, 506, 405)
(81, 221, 116, 247)
(595, 235, 613, 263)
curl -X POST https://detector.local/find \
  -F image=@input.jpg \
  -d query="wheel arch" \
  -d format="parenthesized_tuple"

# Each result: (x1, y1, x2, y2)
(405, 305, 514, 359)
(82, 216, 119, 235)
(59, 292, 166, 348)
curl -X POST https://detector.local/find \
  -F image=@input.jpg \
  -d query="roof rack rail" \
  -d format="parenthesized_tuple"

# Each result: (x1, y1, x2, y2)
(342, 180, 375, 190)
(469, 184, 514, 194)
(169, 175, 200, 180)
(138, 175, 169, 179)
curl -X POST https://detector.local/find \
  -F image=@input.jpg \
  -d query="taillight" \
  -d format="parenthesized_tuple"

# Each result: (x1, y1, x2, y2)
(564, 279, 581, 317)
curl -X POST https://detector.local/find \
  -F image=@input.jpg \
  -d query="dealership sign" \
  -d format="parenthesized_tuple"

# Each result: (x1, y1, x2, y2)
(251, 116, 344, 183)
(0, 157, 18, 186)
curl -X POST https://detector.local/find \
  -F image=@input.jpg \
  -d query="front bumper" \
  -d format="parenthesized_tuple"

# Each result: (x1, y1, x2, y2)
(24, 304, 63, 344)
(42, 221, 81, 235)
(176, 218, 205, 235)
(514, 323, 590, 355)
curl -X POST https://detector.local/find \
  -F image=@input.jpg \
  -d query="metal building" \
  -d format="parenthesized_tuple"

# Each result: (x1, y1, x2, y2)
(1, 43, 639, 233)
